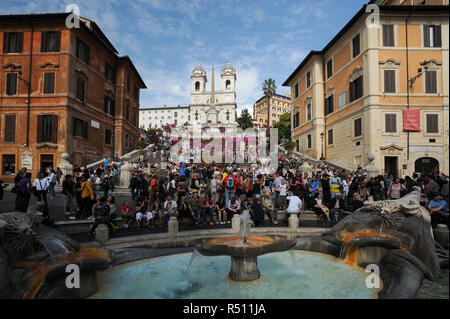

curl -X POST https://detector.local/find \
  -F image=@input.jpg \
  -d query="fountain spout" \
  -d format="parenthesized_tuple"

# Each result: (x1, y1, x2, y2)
(239, 210, 253, 244)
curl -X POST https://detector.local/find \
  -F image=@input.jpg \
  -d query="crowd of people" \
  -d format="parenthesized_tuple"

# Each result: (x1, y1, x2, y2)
(7, 151, 449, 235)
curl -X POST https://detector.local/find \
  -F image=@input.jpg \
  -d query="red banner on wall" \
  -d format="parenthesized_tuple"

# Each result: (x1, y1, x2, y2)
(403, 109, 421, 131)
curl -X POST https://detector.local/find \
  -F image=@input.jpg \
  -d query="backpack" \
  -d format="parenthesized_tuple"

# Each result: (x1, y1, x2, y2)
(226, 176, 234, 189)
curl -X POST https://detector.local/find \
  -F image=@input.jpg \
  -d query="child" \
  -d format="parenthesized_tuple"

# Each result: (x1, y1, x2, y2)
(121, 201, 133, 229)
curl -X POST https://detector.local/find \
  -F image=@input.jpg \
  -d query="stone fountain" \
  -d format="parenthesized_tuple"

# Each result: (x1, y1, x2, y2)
(294, 191, 448, 299)
(193, 211, 296, 281)
(0, 211, 113, 299)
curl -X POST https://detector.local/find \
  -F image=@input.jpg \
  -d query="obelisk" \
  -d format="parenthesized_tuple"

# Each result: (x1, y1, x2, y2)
(207, 66, 218, 124)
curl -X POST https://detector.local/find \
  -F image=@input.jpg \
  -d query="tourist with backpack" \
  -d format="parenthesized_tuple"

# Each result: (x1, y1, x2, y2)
(224, 171, 236, 207)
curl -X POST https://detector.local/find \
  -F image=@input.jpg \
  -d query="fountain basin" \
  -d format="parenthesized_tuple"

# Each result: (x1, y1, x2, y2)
(194, 235, 296, 281)
(90, 251, 381, 299)
(194, 235, 297, 258)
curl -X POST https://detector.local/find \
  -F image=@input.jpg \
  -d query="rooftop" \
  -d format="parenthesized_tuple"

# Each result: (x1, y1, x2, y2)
(140, 106, 190, 110)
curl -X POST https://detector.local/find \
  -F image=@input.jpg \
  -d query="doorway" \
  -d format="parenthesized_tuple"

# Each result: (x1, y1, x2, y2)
(415, 157, 439, 176)
(384, 156, 398, 177)
(40, 154, 54, 174)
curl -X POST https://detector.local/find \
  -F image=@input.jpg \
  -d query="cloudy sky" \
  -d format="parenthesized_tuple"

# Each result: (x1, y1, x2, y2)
(2, 0, 366, 115)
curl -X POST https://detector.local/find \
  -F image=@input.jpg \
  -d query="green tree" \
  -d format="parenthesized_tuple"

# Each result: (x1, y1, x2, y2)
(236, 108, 254, 130)
(273, 112, 291, 142)
(262, 78, 277, 127)
(135, 139, 149, 149)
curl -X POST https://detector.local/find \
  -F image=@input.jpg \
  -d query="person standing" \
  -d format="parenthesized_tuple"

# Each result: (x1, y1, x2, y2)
(71, 175, 94, 220)
(274, 174, 284, 209)
(129, 173, 139, 201)
(33, 172, 50, 208)
(387, 178, 406, 200)
(62, 174, 75, 216)
(210, 174, 219, 204)
(262, 192, 278, 224)
(321, 174, 331, 207)
(48, 169, 57, 199)
(56, 167, 63, 185)
(17, 172, 32, 212)
(224, 172, 236, 207)
(14, 168, 26, 210)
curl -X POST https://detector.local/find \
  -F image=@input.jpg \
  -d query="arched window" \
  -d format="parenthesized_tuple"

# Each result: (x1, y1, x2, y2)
(195, 81, 200, 91)
(226, 80, 231, 90)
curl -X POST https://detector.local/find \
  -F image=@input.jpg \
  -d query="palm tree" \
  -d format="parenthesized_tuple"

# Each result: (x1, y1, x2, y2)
(262, 78, 276, 127)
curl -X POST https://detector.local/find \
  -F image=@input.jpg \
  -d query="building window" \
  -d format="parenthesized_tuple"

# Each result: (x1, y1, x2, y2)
(76, 38, 89, 64)
(424, 25, 441, 48)
(43, 72, 55, 94)
(325, 95, 334, 115)
(133, 85, 139, 100)
(73, 117, 88, 138)
(76, 77, 85, 102)
(195, 81, 200, 91)
(425, 70, 437, 94)
(125, 101, 130, 121)
(226, 80, 231, 90)
(174, 112, 178, 117)
(338, 91, 347, 108)
(40, 31, 61, 52)
(384, 70, 396, 93)
(294, 83, 299, 98)
(133, 111, 137, 126)
(125, 134, 129, 147)
(349, 75, 363, 102)
(3, 32, 23, 53)
(382, 25, 395, 47)
(326, 59, 333, 79)
(127, 75, 131, 91)
(37, 115, 58, 143)
(306, 72, 311, 88)
(306, 103, 312, 121)
(174, 119, 177, 125)
(6, 73, 17, 95)
(352, 34, 360, 58)
(293, 108, 299, 128)
(354, 118, 362, 137)
(307, 134, 312, 149)
(385, 114, 397, 133)
(296, 140, 299, 152)
(426, 114, 438, 133)
(328, 129, 333, 145)
(105, 62, 116, 83)
(105, 129, 112, 145)
(104, 97, 115, 116)
(4, 114, 16, 142)
(2, 154, 15, 176)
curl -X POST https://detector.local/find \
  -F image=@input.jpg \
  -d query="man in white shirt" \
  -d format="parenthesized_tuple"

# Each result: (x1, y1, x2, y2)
(286, 192, 303, 223)
(163, 195, 178, 221)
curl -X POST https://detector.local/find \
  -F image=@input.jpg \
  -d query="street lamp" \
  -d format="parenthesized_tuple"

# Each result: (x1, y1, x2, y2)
(320, 132, 325, 161)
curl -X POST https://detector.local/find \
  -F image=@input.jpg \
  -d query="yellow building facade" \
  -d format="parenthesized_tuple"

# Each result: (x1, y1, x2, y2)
(253, 93, 291, 126)
(283, 3, 449, 177)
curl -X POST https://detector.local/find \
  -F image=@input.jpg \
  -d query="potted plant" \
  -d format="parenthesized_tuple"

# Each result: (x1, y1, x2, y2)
(284, 141, 297, 152)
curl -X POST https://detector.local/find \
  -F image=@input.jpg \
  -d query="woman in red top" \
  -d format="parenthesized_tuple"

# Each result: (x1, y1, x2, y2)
(121, 201, 133, 229)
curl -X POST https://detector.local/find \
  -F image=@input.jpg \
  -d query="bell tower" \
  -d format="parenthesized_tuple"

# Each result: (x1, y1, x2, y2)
(190, 63, 207, 96)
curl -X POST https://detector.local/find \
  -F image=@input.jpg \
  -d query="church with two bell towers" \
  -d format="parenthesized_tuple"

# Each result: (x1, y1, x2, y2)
(189, 62, 237, 127)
